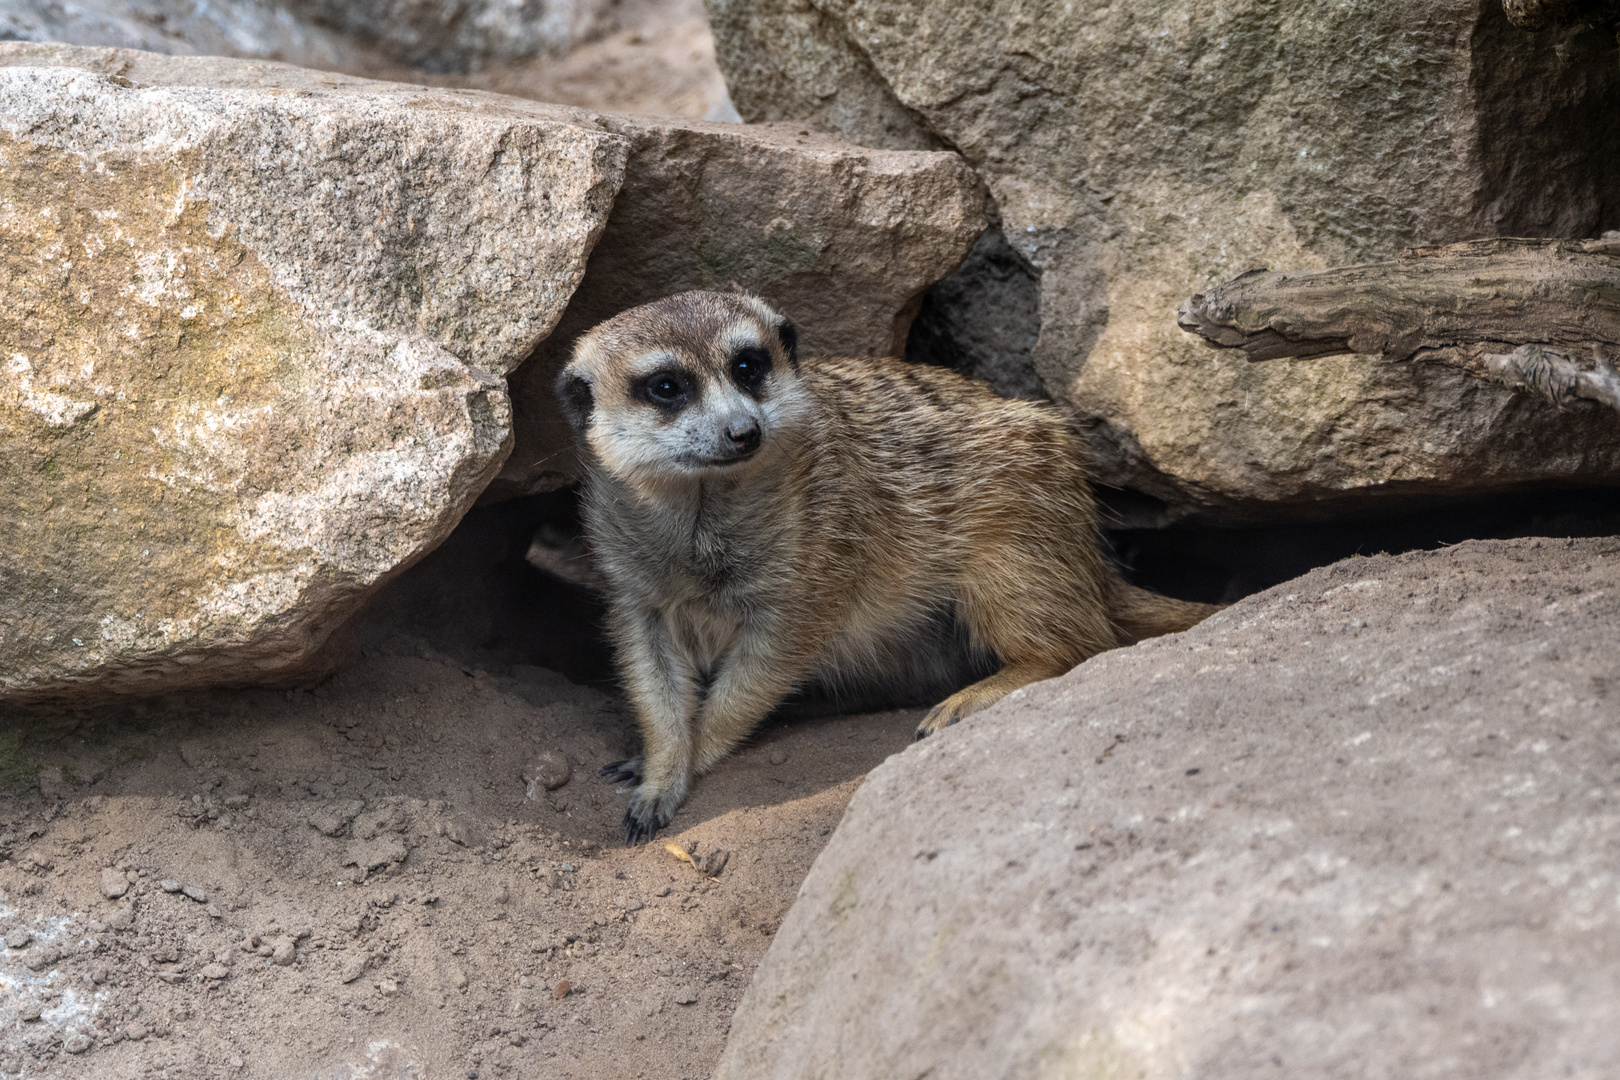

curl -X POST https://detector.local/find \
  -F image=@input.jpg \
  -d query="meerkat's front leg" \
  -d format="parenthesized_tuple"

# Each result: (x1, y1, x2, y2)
(691, 629, 808, 775)
(609, 610, 701, 844)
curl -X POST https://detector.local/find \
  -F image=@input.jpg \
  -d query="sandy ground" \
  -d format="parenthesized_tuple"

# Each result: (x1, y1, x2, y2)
(353, 0, 736, 121)
(0, 628, 922, 1078)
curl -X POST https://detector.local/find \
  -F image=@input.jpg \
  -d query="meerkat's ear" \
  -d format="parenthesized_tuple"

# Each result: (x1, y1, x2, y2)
(555, 367, 595, 433)
(776, 317, 799, 369)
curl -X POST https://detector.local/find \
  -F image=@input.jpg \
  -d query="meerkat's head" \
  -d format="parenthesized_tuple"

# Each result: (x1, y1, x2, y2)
(556, 291, 808, 489)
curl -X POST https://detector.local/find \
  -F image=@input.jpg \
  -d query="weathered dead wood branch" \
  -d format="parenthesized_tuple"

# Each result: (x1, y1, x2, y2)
(1177, 235, 1620, 412)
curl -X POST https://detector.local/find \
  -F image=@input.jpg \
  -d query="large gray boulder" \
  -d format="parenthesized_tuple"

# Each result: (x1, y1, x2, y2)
(0, 43, 627, 702)
(718, 536, 1620, 1079)
(707, 0, 1620, 523)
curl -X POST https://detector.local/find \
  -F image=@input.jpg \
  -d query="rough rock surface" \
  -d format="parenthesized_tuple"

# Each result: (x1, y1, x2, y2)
(708, 0, 1620, 522)
(0, 0, 735, 121)
(0, 43, 627, 701)
(494, 115, 986, 496)
(0, 0, 614, 75)
(717, 536, 1620, 1079)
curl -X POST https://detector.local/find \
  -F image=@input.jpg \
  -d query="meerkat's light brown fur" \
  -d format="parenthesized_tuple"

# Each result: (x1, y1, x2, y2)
(557, 291, 1218, 842)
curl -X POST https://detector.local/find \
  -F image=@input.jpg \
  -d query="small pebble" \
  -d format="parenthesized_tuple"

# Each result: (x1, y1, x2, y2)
(768, 749, 789, 766)
(552, 980, 572, 1000)
(160, 880, 182, 893)
(200, 962, 230, 980)
(270, 937, 297, 966)
(100, 867, 130, 900)
(339, 955, 366, 984)
(377, 978, 400, 997)
(182, 885, 209, 904)
(18, 1001, 42, 1021)
(63, 1033, 91, 1054)
(5, 927, 32, 949)
(673, 986, 698, 1005)
(523, 751, 572, 793)
(126, 1023, 148, 1041)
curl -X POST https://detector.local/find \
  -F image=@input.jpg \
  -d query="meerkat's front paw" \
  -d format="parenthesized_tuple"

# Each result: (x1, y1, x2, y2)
(622, 782, 682, 845)
(599, 757, 643, 785)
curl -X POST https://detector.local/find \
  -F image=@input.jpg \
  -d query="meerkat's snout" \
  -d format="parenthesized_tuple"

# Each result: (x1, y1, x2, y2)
(724, 417, 761, 456)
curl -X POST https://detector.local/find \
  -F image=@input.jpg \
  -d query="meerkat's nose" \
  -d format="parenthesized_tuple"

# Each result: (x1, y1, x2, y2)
(724, 419, 761, 454)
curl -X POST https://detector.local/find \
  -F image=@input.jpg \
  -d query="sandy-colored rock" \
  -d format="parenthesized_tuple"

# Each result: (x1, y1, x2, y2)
(492, 112, 986, 496)
(718, 536, 1620, 1079)
(0, 43, 627, 702)
(709, 0, 1620, 522)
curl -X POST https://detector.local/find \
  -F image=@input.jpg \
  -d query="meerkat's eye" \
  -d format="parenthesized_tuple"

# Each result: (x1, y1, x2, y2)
(634, 370, 691, 408)
(730, 346, 773, 395)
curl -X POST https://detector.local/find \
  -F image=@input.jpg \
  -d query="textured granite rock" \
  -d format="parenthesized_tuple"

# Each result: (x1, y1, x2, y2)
(708, 0, 1620, 522)
(718, 536, 1620, 1080)
(0, 43, 627, 701)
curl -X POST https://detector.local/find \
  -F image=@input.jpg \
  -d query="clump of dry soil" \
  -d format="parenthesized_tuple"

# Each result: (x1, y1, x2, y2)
(0, 636, 921, 1079)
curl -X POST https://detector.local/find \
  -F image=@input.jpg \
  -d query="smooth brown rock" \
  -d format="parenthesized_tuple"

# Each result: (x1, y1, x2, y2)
(718, 537, 1620, 1080)
(708, 0, 1620, 522)
(0, 44, 627, 703)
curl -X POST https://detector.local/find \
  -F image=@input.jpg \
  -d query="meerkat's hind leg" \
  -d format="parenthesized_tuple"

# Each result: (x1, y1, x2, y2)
(913, 660, 1070, 740)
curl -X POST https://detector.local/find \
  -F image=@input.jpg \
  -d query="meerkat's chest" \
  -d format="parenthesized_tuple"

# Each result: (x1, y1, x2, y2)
(601, 492, 792, 611)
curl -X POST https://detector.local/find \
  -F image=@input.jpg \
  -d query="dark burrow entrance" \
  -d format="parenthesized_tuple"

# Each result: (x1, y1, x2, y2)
(363, 481, 1620, 694)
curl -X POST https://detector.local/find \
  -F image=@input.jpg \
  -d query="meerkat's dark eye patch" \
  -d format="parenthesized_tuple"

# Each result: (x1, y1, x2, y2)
(776, 319, 799, 369)
(730, 346, 773, 396)
(633, 369, 693, 410)
(557, 373, 594, 432)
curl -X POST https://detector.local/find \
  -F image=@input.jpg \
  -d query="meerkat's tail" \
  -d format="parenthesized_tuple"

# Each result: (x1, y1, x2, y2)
(1106, 579, 1225, 646)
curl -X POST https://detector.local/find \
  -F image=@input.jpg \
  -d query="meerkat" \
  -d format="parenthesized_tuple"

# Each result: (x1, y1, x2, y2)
(557, 290, 1219, 843)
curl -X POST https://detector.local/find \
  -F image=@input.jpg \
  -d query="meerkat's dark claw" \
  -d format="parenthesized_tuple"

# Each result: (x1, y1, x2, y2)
(600, 760, 642, 785)
(622, 807, 661, 846)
